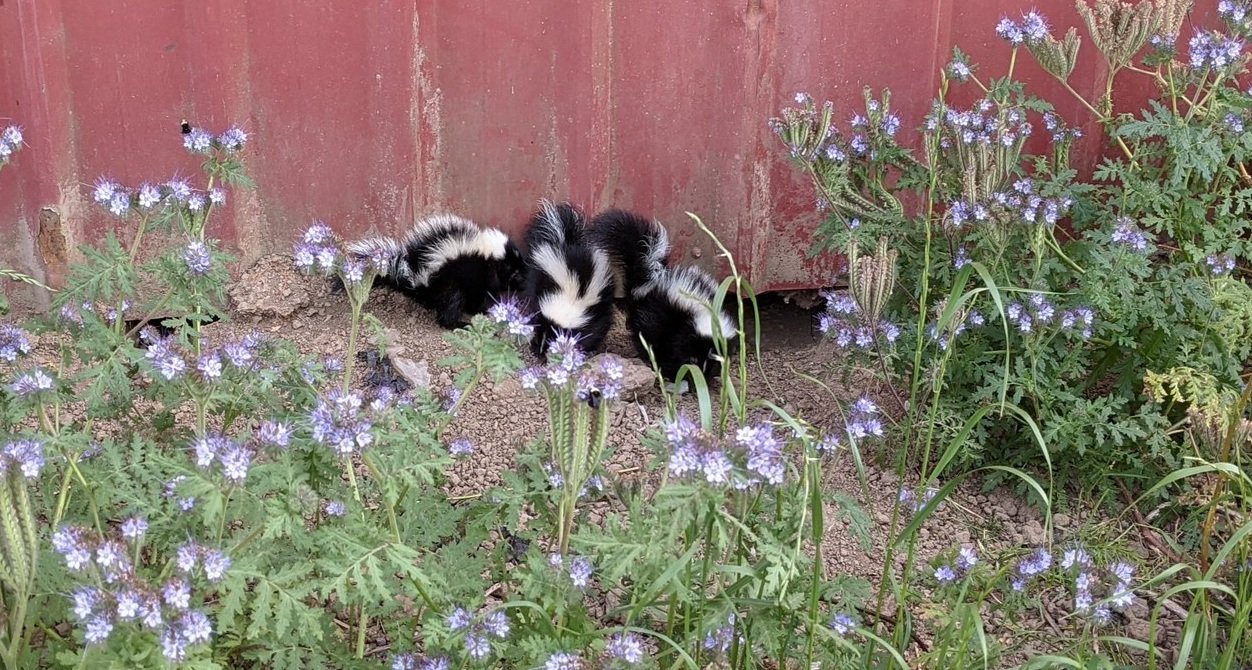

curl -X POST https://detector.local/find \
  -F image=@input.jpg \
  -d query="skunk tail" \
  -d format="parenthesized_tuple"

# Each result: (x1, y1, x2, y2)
(590, 209, 669, 293)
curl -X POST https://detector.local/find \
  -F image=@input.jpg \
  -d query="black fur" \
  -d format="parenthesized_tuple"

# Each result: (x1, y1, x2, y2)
(345, 214, 526, 329)
(522, 201, 616, 360)
(591, 209, 737, 381)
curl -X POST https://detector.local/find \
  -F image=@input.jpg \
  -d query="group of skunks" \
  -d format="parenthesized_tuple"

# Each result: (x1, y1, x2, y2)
(341, 201, 738, 383)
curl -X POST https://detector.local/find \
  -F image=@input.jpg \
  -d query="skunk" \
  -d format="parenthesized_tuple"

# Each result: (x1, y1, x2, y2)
(344, 214, 526, 329)
(523, 200, 616, 360)
(591, 209, 737, 381)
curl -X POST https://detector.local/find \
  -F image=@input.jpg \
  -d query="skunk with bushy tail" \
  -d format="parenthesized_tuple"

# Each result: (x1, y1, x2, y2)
(523, 200, 616, 360)
(592, 209, 737, 381)
(344, 214, 526, 329)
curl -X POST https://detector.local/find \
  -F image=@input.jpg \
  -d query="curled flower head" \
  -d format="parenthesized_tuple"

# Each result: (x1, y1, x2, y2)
(0, 323, 33, 361)
(166, 178, 193, 202)
(182, 240, 213, 276)
(92, 178, 120, 205)
(545, 652, 583, 670)
(605, 632, 646, 664)
(448, 438, 474, 457)
(120, 516, 148, 541)
(10, 368, 54, 397)
(183, 127, 214, 153)
(218, 127, 248, 152)
(137, 183, 162, 209)
(1111, 216, 1150, 252)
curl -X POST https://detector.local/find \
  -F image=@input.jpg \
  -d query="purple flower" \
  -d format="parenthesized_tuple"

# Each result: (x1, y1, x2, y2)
(166, 178, 193, 202)
(187, 193, 207, 213)
(1021, 10, 1049, 43)
(179, 609, 213, 644)
(55, 526, 94, 571)
(569, 556, 594, 589)
(120, 516, 148, 541)
(145, 336, 187, 380)
(115, 590, 140, 620)
(1190, 31, 1245, 70)
(606, 632, 645, 664)
(92, 178, 120, 205)
(163, 579, 191, 610)
(192, 433, 227, 469)
(738, 423, 785, 485)
(176, 543, 200, 573)
(464, 631, 491, 660)
(1206, 253, 1237, 276)
(1, 125, 22, 148)
(10, 368, 54, 396)
(995, 17, 1025, 45)
(956, 546, 978, 572)
(545, 652, 583, 670)
(197, 351, 224, 381)
(815, 434, 842, 452)
(830, 612, 857, 636)
(520, 366, 542, 390)
(137, 182, 162, 209)
(208, 188, 226, 206)
(934, 564, 958, 583)
(84, 614, 114, 644)
(218, 127, 248, 152)
(310, 388, 373, 456)
(161, 627, 188, 661)
(1111, 217, 1150, 251)
(140, 594, 165, 629)
(880, 113, 901, 137)
(341, 258, 367, 286)
(0, 323, 32, 361)
(110, 189, 134, 217)
(393, 655, 418, 670)
(1060, 547, 1093, 570)
(182, 240, 212, 275)
(948, 60, 972, 82)
(183, 127, 214, 153)
(219, 444, 252, 484)
(448, 438, 474, 457)
(446, 606, 472, 631)
(257, 420, 293, 447)
(71, 586, 102, 620)
(223, 333, 262, 368)
(482, 610, 510, 639)
(203, 549, 231, 582)
(324, 500, 346, 517)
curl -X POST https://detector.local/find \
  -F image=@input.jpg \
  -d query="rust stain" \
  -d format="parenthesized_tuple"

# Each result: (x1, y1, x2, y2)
(36, 207, 67, 290)
(411, 8, 445, 213)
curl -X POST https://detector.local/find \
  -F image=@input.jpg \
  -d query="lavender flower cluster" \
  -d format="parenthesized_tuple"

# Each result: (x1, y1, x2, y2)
(545, 652, 583, 670)
(0, 124, 22, 166)
(829, 612, 858, 637)
(1110, 216, 1151, 252)
(994, 10, 1050, 47)
(1189, 31, 1245, 70)
(141, 328, 264, 383)
(292, 222, 341, 277)
(92, 176, 226, 219)
(542, 461, 605, 498)
(53, 522, 224, 660)
(664, 414, 794, 487)
(181, 240, 213, 276)
(56, 299, 133, 329)
(928, 100, 1035, 155)
(487, 296, 536, 339)
(947, 56, 973, 83)
(603, 632, 646, 665)
(548, 552, 595, 589)
(9, 368, 55, 397)
(1058, 548, 1135, 624)
(0, 438, 45, 479)
(309, 387, 377, 457)
(934, 546, 979, 584)
(1220, 0, 1252, 31)
(445, 605, 511, 661)
(1041, 112, 1083, 144)
(770, 91, 900, 167)
(898, 485, 938, 515)
(816, 290, 900, 350)
(182, 125, 248, 155)
(1206, 253, 1237, 276)
(0, 323, 32, 362)
(927, 306, 985, 351)
(519, 333, 624, 404)
(162, 475, 198, 512)
(991, 179, 1072, 227)
(1003, 293, 1095, 339)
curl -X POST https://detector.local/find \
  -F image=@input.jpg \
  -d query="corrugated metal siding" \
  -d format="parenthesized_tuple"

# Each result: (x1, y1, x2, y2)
(0, 0, 1168, 311)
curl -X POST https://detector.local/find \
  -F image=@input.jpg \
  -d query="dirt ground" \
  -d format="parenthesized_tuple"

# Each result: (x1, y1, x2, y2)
(213, 253, 1174, 661)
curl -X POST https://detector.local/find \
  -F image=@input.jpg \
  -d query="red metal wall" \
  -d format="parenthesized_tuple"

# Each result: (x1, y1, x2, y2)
(0, 0, 1169, 311)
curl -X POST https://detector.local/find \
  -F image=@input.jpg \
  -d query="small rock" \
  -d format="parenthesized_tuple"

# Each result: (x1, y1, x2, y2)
(1053, 513, 1071, 528)
(1022, 520, 1047, 545)
(952, 529, 971, 545)
(1125, 617, 1152, 642)
(391, 356, 431, 390)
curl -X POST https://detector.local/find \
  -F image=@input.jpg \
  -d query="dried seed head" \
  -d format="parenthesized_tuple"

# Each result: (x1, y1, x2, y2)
(848, 237, 898, 324)
(1029, 26, 1083, 81)
(1076, 0, 1162, 71)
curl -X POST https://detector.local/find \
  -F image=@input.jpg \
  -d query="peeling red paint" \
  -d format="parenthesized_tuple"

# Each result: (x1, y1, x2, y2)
(0, 0, 1175, 308)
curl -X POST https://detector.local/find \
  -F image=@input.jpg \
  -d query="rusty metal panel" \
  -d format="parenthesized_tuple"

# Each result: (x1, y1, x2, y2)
(0, 0, 1168, 310)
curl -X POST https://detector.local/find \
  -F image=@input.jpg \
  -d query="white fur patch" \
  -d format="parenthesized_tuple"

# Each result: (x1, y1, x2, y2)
(403, 214, 510, 286)
(643, 219, 670, 274)
(662, 266, 737, 339)
(533, 244, 611, 330)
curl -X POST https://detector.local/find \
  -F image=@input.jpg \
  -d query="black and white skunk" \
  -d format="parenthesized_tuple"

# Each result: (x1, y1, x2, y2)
(592, 209, 737, 381)
(523, 200, 616, 359)
(345, 214, 526, 329)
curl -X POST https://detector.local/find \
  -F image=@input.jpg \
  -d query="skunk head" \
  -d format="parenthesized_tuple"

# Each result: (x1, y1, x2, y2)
(524, 200, 615, 359)
(493, 239, 527, 296)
